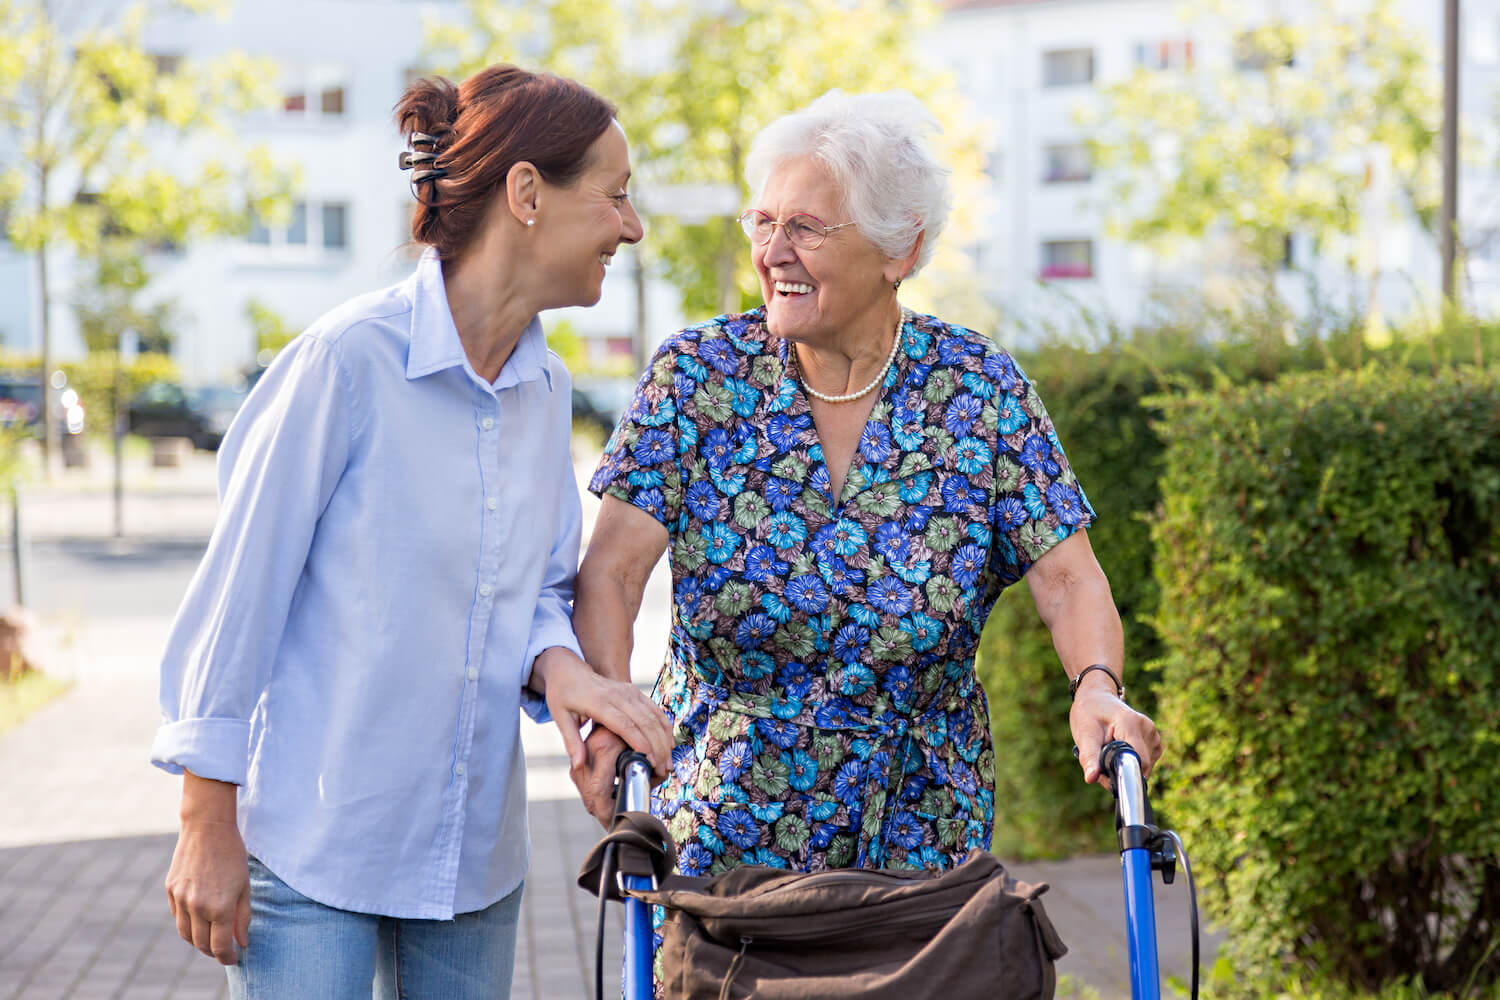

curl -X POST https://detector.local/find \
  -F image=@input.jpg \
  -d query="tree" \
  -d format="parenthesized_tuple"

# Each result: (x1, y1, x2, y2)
(0, 0, 291, 469)
(426, 0, 989, 324)
(1080, 0, 1442, 310)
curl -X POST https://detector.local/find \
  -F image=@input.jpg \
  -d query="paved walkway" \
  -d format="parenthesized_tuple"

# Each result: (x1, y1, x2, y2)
(0, 444, 1215, 998)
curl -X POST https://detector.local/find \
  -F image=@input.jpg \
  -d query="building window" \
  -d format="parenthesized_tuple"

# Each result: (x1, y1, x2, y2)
(280, 68, 348, 119)
(1134, 39, 1193, 71)
(320, 87, 345, 115)
(1040, 239, 1094, 280)
(283, 91, 307, 113)
(246, 199, 350, 257)
(1042, 48, 1094, 88)
(1234, 30, 1295, 71)
(1280, 232, 1295, 271)
(1043, 143, 1091, 183)
(152, 53, 182, 75)
(322, 203, 348, 249)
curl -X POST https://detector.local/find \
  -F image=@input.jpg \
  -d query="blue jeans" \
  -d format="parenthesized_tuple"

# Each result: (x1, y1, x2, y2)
(227, 856, 523, 1000)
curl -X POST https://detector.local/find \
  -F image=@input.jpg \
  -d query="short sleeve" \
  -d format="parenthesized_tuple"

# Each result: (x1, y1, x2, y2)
(988, 354, 1097, 587)
(587, 341, 685, 530)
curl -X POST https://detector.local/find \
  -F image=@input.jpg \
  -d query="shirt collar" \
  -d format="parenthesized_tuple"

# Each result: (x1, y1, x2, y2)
(405, 248, 554, 391)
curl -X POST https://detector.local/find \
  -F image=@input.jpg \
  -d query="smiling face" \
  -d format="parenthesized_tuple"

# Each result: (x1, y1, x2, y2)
(534, 121, 644, 309)
(752, 156, 897, 351)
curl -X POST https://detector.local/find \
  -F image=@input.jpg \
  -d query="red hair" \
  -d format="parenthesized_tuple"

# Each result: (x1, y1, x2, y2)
(395, 65, 617, 260)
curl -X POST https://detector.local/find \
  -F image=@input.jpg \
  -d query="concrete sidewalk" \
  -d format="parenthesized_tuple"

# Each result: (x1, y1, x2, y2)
(0, 444, 1215, 999)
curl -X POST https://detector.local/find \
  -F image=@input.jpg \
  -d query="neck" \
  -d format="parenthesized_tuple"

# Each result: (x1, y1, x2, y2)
(441, 232, 539, 384)
(792, 297, 903, 397)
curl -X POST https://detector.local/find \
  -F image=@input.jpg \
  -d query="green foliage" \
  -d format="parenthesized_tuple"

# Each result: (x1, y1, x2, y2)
(245, 298, 296, 359)
(1150, 365, 1500, 994)
(429, 0, 988, 319)
(1082, 0, 1441, 287)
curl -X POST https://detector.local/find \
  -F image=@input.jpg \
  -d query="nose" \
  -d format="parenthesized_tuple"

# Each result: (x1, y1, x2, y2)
(621, 199, 644, 245)
(763, 224, 798, 266)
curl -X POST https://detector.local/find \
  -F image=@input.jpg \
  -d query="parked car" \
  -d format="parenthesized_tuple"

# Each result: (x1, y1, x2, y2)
(128, 380, 246, 450)
(0, 373, 87, 466)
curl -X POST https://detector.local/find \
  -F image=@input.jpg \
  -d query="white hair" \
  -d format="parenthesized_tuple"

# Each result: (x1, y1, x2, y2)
(744, 89, 952, 276)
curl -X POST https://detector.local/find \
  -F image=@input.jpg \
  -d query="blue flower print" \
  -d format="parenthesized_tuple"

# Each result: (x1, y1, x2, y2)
(938, 336, 980, 365)
(944, 394, 983, 436)
(673, 372, 699, 402)
(631, 428, 674, 466)
(1019, 434, 1060, 476)
(765, 511, 808, 550)
(889, 811, 924, 850)
(743, 545, 789, 584)
(874, 522, 911, 562)
(919, 845, 950, 870)
(685, 481, 723, 521)
(734, 613, 778, 650)
(766, 413, 810, 452)
(820, 557, 864, 597)
(837, 662, 876, 696)
(675, 352, 709, 383)
(814, 699, 854, 729)
(740, 650, 776, 679)
(960, 372, 996, 400)
(748, 800, 786, 823)
(951, 544, 985, 590)
(810, 822, 839, 850)
(902, 326, 932, 358)
(702, 565, 734, 591)
(764, 476, 802, 511)
(626, 468, 664, 490)
(995, 496, 1029, 529)
(1023, 482, 1048, 519)
(702, 427, 734, 470)
(867, 576, 914, 615)
(995, 396, 1030, 435)
(672, 744, 697, 784)
(901, 611, 943, 653)
(697, 822, 725, 854)
(717, 809, 762, 850)
(719, 740, 754, 781)
(953, 436, 993, 475)
(725, 377, 761, 418)
(903, 504, 933, 532)
(950, 759, 979, 796)
(898, 472, 933, 505)
(699, 337, 741, 376)
(892, 409, 925, 450)
(748, 847, 790, 869)
(636, 488, 666, 521)
(833, 760, 866, 805)
(983, 351, 1023, 394)
(785, 573, 830, 613)
(859, 422, 893, 463)
(756, 717, 800, 750)
(1047, 482, 1087, 525)
(760, 592, 792, 623)
(848, 602, 883, 629)
(678, 842, 714, 876)
(824, 519, 869, 558)
(702, 522, 741, 564)
(966, 521, 992, 548)
(784, 749, 818, 792)
(809, 463, 832, 497)
(941, 476, 979, 513)
(808, 800, 840, 823)
(882, 664, 915, 707)
(832, 625, 871, 666)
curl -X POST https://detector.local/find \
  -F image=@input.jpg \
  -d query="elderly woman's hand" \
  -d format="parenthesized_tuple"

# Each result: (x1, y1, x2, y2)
(531, 647, 673, 775)
(1068, 681, 1163, 787)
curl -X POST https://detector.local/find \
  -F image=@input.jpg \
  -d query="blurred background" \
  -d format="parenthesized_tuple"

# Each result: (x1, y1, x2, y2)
(1, 2, 1497, 998)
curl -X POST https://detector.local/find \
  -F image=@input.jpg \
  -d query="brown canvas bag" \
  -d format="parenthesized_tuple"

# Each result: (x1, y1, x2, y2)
(579, 812, 1067, 1000)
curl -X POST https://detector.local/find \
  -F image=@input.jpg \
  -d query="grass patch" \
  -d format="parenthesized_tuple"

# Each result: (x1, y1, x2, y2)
(0, 670, 72, 735)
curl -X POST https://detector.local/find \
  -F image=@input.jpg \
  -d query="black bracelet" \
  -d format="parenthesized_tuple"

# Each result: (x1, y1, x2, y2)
(1069, 664, 1124, 701)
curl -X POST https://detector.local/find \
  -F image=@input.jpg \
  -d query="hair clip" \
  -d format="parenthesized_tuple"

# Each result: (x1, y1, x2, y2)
(409, 167, 448, 183)
(409, 131, 439, 147)
(399, 149, 439, 171)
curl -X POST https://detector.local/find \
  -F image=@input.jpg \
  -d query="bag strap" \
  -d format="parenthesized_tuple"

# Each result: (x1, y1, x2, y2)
(577, 810, 678, 902)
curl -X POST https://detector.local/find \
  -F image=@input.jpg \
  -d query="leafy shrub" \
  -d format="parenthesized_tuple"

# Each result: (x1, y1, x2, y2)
(1150, 365, 1500, 993)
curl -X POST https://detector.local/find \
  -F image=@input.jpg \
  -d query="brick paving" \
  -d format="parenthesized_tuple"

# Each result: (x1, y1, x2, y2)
(0, 444, 1216, 998)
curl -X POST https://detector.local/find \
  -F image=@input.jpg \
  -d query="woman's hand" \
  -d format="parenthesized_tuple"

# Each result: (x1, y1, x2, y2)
(531, 646, 672, 774)
(570, 726, 632, 827)
(1069, 682, 1163, 787)
(165, 772, 252, 965)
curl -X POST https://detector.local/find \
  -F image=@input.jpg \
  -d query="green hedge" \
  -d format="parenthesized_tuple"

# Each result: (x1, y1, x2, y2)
(1150, 364, 1500, 993)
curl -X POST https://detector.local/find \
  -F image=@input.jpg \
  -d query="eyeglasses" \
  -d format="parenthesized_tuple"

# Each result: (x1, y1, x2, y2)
(737, 210, 856, 250)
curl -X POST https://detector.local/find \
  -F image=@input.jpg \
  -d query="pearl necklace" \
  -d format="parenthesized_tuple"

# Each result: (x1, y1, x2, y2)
(795, 309, 905, 405)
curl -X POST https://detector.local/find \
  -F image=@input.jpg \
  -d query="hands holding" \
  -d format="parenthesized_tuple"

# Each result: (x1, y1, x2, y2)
(1069, 674, 1163, 789)
(530, 647, 672, 779)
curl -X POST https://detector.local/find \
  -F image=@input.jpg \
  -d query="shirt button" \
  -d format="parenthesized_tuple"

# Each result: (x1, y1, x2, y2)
(467, 668, 479, 681)
(479, 584, 492, 597)
(481, 417, 495, 430)
(486, 497, 497, 511)
(454, 762, 466, 776)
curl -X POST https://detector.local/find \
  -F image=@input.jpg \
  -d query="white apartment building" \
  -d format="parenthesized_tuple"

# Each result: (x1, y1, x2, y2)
(1, 0, 1495, 381)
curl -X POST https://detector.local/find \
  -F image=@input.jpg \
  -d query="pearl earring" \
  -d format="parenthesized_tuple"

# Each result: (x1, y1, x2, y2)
(526, 219, 535, 227)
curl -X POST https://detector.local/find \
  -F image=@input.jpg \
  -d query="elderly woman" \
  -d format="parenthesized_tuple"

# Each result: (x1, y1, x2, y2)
(571, 90, 1161, 881)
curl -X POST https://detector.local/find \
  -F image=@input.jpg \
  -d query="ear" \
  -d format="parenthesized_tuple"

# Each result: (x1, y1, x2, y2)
(886, 227, 925, 285)
(505, 161, 542, 227)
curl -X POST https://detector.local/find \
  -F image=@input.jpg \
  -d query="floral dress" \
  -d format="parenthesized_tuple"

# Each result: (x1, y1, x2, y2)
(589, 306, 1094, 886)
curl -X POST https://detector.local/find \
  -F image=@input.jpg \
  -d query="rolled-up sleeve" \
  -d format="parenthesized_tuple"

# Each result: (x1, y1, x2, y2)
(151, 335, 353, 784)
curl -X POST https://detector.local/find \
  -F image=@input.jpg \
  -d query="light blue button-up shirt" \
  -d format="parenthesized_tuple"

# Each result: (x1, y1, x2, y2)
(152, 249, 582, 919)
